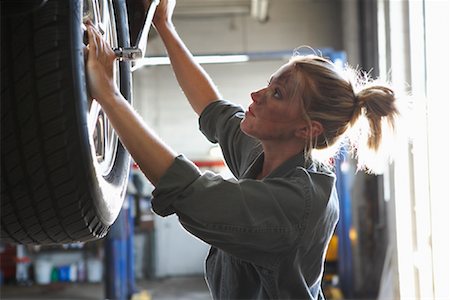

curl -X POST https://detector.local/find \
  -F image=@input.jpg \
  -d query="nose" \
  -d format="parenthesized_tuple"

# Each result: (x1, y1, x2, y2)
(251, 88, 264, 103)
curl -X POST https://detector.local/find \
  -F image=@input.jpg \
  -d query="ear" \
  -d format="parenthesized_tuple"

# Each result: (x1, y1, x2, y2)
(295, 121, 324, 139)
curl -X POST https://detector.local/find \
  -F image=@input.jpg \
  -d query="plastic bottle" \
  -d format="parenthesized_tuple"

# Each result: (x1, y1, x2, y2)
(77, 260, 86, 282)
(70, 263, 77, 282)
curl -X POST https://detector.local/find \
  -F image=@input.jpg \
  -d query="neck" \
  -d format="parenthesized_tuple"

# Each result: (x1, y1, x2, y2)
(257, 139, 306, 179)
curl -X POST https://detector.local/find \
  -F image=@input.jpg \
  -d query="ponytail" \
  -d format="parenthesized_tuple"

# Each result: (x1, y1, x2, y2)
(351, 85, 398, 149)
(349, 83, 399, 173)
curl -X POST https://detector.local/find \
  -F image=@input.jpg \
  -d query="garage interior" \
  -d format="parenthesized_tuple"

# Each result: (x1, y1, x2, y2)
(1, 0, 449, 299)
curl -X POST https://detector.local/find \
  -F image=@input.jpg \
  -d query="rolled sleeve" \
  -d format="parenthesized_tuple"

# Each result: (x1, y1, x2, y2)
(199, 100, 244, 144)
(151, 155, 201, 217)
(199, 100, 261, 178)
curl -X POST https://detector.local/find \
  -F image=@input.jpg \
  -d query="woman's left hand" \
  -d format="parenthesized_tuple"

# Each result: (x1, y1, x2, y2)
(85, 22, 120, 103)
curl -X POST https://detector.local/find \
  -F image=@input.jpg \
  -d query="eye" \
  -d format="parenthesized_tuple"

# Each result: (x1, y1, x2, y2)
(267, 79, 282, 99)
(273, 88, 282, 99)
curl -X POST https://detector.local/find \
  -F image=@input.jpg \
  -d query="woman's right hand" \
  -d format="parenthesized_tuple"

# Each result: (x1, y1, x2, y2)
(85, 22, 119, 104)
(153, 0, 176, 30)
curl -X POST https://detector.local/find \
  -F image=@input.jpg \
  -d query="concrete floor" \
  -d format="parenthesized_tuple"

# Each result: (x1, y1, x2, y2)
(0, 276, 212, 300)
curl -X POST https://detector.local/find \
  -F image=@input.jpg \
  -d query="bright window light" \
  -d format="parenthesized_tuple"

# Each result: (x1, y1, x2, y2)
(379, 0, 450, 299)
(423, 0, 450, 298)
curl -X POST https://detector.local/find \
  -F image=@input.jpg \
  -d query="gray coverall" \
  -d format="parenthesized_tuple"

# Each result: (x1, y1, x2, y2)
(152, 100, 339, 299)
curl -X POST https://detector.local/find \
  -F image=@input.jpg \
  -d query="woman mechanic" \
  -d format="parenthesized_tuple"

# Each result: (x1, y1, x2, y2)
(85, 0, 398, 298)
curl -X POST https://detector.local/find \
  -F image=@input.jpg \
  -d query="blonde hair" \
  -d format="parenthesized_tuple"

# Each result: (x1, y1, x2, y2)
(289, 55, 399, 174)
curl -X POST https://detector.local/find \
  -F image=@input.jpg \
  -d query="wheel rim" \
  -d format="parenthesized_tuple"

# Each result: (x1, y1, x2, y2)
(83, 0, 120, 176)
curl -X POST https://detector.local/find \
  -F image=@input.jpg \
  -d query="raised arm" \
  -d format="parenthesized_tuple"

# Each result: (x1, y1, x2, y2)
(152, 0, 221, 116)
(85, 23, 176, 186)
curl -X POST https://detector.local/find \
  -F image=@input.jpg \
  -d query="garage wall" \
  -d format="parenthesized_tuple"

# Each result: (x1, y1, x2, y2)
(146, 0, 343, 55)
(131, 0, 347, 277)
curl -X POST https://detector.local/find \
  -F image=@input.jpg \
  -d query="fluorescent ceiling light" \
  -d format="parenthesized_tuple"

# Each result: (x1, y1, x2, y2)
(132, 54, 249, 71)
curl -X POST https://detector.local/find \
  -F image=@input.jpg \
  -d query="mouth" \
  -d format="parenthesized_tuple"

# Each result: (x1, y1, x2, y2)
(246, 106, 255, 117)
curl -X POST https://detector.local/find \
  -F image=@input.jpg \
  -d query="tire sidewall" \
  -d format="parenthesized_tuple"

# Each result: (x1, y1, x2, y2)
(69, 0, 130, 227)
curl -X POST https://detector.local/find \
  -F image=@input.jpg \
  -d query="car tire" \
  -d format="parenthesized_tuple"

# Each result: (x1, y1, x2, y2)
(1, 0, 131, 244)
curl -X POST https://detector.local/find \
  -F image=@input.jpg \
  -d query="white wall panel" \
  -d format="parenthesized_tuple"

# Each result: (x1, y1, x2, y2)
(133, 60, 284, 159)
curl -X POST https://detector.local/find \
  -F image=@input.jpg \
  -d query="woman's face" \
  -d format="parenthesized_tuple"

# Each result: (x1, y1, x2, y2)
(241, 63, 307, 141)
